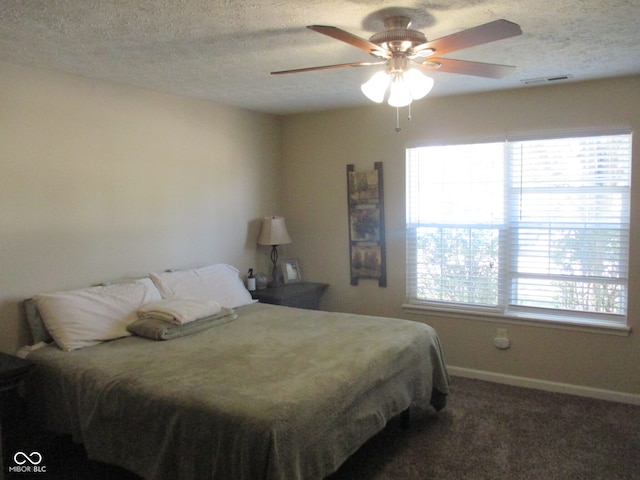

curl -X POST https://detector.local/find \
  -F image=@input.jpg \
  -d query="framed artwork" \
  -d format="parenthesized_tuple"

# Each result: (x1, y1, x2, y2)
(346, 162, 387, 287)
(350, 244, 383, 280)
(281, 258, 302, 284)
(350, 205, 380, 241)
(348, 170, 379, 203)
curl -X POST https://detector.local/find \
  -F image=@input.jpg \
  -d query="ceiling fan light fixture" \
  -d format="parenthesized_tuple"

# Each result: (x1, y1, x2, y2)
(404, 69, 434, 100)
(361, 68, 434, 107)
(361, 70, 391, 103)
(387, 73, 413, 107)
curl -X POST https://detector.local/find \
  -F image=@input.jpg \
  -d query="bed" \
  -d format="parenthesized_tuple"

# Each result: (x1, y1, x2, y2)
(21, 264, 450, 480)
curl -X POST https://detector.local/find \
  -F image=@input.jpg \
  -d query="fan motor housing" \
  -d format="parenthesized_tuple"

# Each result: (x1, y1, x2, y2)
(369, 16, 427, 53)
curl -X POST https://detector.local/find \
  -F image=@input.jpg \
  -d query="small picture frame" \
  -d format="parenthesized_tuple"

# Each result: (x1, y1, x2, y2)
(281, 258, 302, 284)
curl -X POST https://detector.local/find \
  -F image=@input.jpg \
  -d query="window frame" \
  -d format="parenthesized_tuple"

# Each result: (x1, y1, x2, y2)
(404, 128, 632, 335)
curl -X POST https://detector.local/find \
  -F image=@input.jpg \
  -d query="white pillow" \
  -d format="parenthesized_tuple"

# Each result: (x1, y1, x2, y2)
(33, 278, 162, 351)
(150, 264, 255, 309)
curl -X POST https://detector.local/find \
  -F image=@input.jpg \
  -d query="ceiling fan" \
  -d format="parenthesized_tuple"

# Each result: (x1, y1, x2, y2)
(272, 17, 522, 107)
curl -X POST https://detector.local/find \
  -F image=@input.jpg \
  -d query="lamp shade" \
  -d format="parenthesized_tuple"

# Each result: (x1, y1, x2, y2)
(360, 71, 391, 103)
(257, 216, 292, 246)
(404, 68, 434, 100)
(387, 73, 412, 107)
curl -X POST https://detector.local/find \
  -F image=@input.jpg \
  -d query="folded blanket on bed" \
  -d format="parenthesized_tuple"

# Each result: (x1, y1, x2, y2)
(138, 299, 222, 325)
(128, 308, 237, 340)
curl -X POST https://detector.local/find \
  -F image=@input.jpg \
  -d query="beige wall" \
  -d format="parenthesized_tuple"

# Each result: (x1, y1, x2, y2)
(0, 61, 283, 352)
(282, 75, 640, 396)
(2, 59, 638, 397)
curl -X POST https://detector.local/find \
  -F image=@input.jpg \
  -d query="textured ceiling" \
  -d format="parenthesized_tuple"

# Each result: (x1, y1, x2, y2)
(1, 0, 639, 114)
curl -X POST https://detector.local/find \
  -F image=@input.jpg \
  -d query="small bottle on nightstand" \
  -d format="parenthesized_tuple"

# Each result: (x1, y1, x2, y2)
(247, 268, 256, 291)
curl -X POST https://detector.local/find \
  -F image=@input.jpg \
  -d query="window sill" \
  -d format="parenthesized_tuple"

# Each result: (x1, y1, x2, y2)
(402, 303, 631, 336)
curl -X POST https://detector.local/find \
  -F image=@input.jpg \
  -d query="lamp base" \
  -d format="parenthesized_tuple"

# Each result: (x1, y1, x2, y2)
(269, 245, 281, 287)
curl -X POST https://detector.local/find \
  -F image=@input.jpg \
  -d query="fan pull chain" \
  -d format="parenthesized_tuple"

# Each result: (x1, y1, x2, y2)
(394, 105, 414, 132)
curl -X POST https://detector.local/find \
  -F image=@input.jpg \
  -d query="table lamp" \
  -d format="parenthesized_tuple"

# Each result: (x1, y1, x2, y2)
(257, 216, 292, 287)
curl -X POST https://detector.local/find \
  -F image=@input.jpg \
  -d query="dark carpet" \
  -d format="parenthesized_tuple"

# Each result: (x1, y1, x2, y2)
(8, 376, 640, 479)
(329, 377, 640, 480)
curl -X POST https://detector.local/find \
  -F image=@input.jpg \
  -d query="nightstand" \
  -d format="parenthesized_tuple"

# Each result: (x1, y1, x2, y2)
(0, 352, 33, 480)
(251, 282, 329, 310)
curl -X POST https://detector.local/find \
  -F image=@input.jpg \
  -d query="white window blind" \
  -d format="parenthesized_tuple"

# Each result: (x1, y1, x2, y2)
(406, 131, 632, 327)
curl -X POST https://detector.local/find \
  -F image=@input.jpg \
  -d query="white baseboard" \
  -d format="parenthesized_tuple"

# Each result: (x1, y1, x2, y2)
(447, 366, 640, 406)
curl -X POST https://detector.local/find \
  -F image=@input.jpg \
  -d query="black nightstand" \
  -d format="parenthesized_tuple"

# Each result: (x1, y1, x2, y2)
(251, 282, 329, 310)
(0, 352, 33, 479)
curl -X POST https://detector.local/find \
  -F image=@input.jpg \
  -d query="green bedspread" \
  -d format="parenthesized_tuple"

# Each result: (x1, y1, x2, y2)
(25, 303, 450, 480)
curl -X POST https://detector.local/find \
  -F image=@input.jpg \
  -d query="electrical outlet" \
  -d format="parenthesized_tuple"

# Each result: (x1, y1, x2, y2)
(494, 328, 510, 349)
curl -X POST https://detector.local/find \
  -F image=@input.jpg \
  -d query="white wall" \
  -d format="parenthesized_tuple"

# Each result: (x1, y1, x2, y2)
(282, 75, 640, 396)
(0, 61, 283, 352)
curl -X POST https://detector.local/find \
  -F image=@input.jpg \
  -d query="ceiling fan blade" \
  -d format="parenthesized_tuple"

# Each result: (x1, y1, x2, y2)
(414, 58, 516, 78)
(271, 61, 385, 75)
(413, 19, 522, 57)
(307, 25, 390, 58)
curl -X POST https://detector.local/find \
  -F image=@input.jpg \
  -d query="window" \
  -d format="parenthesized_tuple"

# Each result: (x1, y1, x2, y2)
(406, 130, 632, 329)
